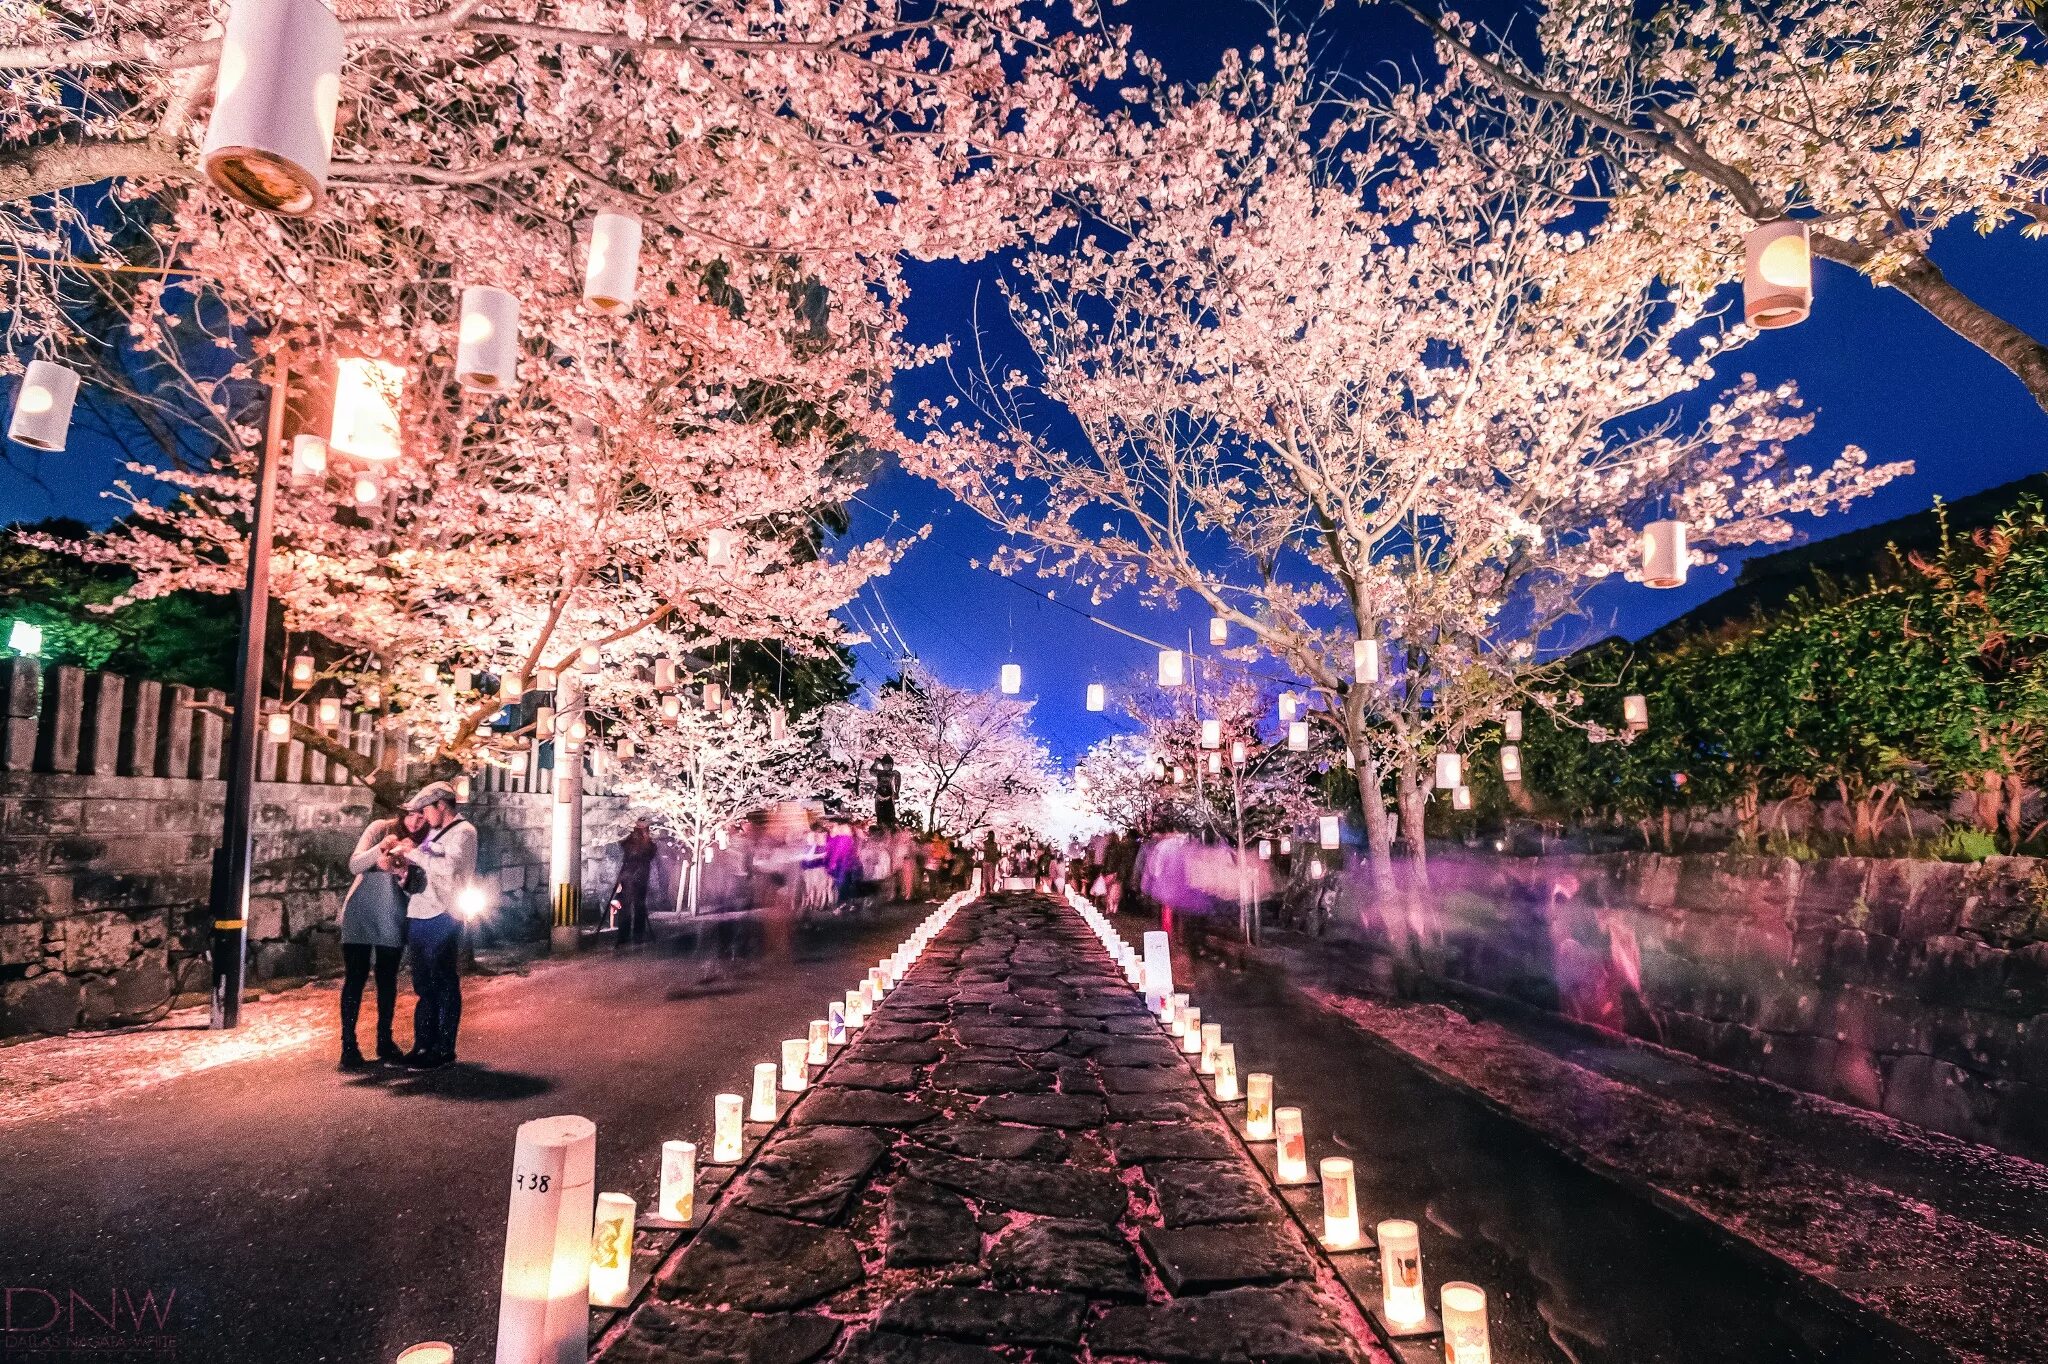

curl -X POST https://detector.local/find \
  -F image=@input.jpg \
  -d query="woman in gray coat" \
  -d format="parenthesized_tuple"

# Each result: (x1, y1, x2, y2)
(339, 811, 423, 1069)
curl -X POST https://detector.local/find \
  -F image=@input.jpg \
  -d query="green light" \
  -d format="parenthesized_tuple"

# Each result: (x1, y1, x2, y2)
(6, 620, 42, 657)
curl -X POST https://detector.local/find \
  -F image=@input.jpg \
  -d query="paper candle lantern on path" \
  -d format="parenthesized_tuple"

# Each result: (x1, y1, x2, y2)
(1643, 519, 1688, 589)
(1275, 1107, 1308, 1182)
(583, 211, 643, 315)
(1179, 1007, 1202, 1053)
(496, 1114, 597, 1364)
(1086, 682, 1105, 712)
(1379, 1219, 1427, 1325)
(1744, 219, 1811, 329)
(659, 1140, 695, 1223)
(780, 1039, 808, 1092)
(1320, 1156, 1361, 1249)
(588, 1192, 635, 1306)
(750, 1063, 778, 1121)
(395, 1344, 453, 1364)
(1199, 1023, 1222, 1075)
(807, 1020, 830, 1067)
(1000, 663, 1022, 695)
(1158, 649, 1185, 687)
(455, 286, 521, 393)
(1246, 1074, 1274, 1139)
(1442, 1283, 1492, 1364)
(712, 1094, 743, 1163)
(8, 360, 79, 452)
(200, 0, 344, 216)
(1213, 1043, 1238, 1101)
(1142, 931, 1173, 1008)
(828, 1002, 847, 1045)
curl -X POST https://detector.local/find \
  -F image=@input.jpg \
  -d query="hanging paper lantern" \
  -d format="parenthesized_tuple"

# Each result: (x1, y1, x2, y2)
(1500, 744, 1522, 782)
(1308, 858, 1324, 881)
(1157, 649, 1185, 688)
(5, 358, 76, 454)
(583, 211, 643, 315)
(1353, 637, 1381, 684)
(330, 357, 405, 462)
(290, 653, 315, 688)
(1000, 663, 1021, 695)
(1207, 752, 1221, 776)
(1503, 708, 1523, 742)
(1344, 748, 1357, 770)
(654, 657, 676, 689)
(316, 697, 340, 727)
(566, 716, 587, 745)
(1086, 683, 1105, 712)
(1319, 814, 1340, 849)
(266, 711, 290, 741)
(1642, 519, 1688, 589)
(1279, 836, 1292, 855)
(1623, 694, 1649, 732)
(352, 472, 380, 505)
(535, 706, 555, 740)
(1231, 739, 1246, 766)
(454, 286, 520, 393)
(1258, 839, 1271, 860)
(537, 667, 558, 692)
(1209, 616, 1228, 646)
(289, 433, 328, 482)
(452, 666, 473, 694)
(1287, 721, 1309, 752)
(660, 694, 679, 720)
(419, 663, 440, 688)
(702, 681, 723, 711)
(1453, 785, 1473, 811)
(616, 737, 634, 760)
(454, 774, 472, 802)
(1171, 765, 1186, 786)
(1200, 719, 1221, 750)
(705, 528, 735, 567)
(578, 643, 599, 673)
(1435, 752, 1462, 789)
(1278, 691, 1297, 722)
(769, 708, 788, 742)
(1743, 220, 1811, 329)
(508, 751, 528, 777)
(199, 0, 344, 216)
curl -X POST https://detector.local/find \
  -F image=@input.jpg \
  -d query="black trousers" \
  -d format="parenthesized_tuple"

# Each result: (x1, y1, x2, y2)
(617, 872, 652, 942)
(340, 943, 402, 1048)
(407, 913, 463, 1058)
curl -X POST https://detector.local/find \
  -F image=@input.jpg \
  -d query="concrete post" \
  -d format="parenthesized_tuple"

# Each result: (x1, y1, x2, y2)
(547, 670, 584, 954)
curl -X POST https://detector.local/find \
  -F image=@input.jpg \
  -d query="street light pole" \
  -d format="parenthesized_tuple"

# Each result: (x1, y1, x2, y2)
(208, 359, 289, 1029)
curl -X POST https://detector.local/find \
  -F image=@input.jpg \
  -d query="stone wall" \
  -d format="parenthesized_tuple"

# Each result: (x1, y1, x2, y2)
(0, 657, 634, 1036)
(1348, 850, 2048, 1159)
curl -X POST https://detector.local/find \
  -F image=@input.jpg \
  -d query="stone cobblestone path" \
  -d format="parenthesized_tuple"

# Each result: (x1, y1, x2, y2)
(595, 892, 1381, 1363)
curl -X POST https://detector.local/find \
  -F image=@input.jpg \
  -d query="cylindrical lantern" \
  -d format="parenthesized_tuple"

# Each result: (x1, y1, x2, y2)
(1086, 682, 1105, 712)
(827, 1001, 847, 1046)
(1275, 1106, 1308, 1182)
(1503, 708, 1523, 742)
(1246, 1074, 1274, 1140)
(1179, 1008, 1202, 1054)
(779, 1038, 807, 1092)
(1157, 649, 1185, 688)
(495, 1114, 598, 1364)
(1320, 1157, 1361, 1249)
(807, 1019, 830, 1067)
(1231, 739, 1246, 766)
(1435, 752, 1462, 789)
(588, 1191, 636, 1307)
(1442, 1283, 1492, 1364)
(705, 527, 734, 566)
(290, 432, 328, 481)
(1452, 785, 1472, 811)
(1500, 744, 1522, 782)
(578, 643, 600, 673)
(1209, 615, 1228, 646)
(1258, 839, 1271, 861)
(199, 0, 344, 216)
(1279, 690, 1297, 722)
(455, 285, 520, 393)
(614, 737, 634, 761)
(1378, 1219, 1426, 1325)
(395, 1344, 454, 1364)
(266, 711, 290, 741)
(1199, 1023, 1222, 1075)
(658, 1140, 695, 1224)
(1000, 663, 1022, 695)
(1279, 836, 1292, 854)
(1200, 718, 1221, 750)
(1288, 721, 1309, 752)
(1319, 814, 1340, 849)
(330, 357, 405, 462)
(316, 697, 340, 727)
(352, 472, 380, 506)
(1142, 930, 1173, 1007)
(1623, 693, 1649, 731)
(1643, 519, 1688, 589)
(1744, 219, 1811, 329)
(750, 1062, 778, 1122)
(844, 988, 864, 1029)
(1354, 637, 1381, 684)
(290, 653, 314, 688)
(702, 681, 723, 711)
(583, 211, 643, 315)
(1309, 858, 1325, 880)
(1214, 1043, 1238, 1101)
(712, 1094, 743, 1162)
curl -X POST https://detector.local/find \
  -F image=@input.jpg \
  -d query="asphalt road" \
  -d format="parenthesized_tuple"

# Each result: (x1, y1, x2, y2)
(0, 906, 929, 1364)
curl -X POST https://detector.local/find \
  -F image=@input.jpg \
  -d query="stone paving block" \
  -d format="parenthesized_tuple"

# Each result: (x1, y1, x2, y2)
(953, 1023, 1068, 1050)
(877, 1288, 1089, 1346)
(656, 1208, 863, 1311)
(929, 1059, 1048, 1094)
(988, 1217, 1144, 1299)
(1139, 1222, 1317, 1294)
(790, 1088, 937, 1127)
(730, 1125, 885, 1222)
(820, 1061, 923, 1092)
(862, 1021, 942, 1042)
(972, 1092, 1106, 1128)
(1106, 1120, 1239, 1163)
(885, 1178, 981, 1268)
(1088, 1285, 1364, 1363)
(903, 1152, 1127, 1220)
(913, 1117, 1070, 1163)
(1105, 1092, 1212, 1123)
(602, 1302, 841, 1364)
(1101, 1064, 1204, 1094)
(1147, 1160, 1282, 1227)
(1090, 1041, 1183, 1067)
(832, 1333, 1007, 1364)
(845, 1040, 945, 1065)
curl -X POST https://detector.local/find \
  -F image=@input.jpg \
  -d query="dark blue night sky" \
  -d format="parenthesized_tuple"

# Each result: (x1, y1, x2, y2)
(3, 1, 2044, 765)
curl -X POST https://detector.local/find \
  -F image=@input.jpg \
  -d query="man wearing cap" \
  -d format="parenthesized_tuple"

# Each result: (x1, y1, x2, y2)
(400, 781, 477, 1067)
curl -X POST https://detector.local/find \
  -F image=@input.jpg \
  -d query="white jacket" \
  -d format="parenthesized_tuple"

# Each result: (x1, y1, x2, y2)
(405, 818, 478, 920)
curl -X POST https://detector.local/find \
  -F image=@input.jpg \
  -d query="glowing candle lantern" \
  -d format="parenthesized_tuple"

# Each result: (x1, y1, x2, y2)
(1231, 739, 1246, 766)
(353, 472, 380, 506)
(452, 667, 473, 694)
(565, 717, 587, 745)
(290, 653, 314, 688)
(578, 643, 600, 673)
(454, 774, 472, 802)
(1209, 615, 1228, 646)
(1354, 637, 1381, 684)
(267, 711, 290, 741)
(750, 1063, 778, 1122)
(711, 1094, 743, 1162)
(1288, 721, 1309, 752)
(1205, 753, 1220, 776)
(1378, 1219, 1426, 1325)
(316, 697, 340, 727)
(1319, 814, 1341, 849)
(653, 656, 676, 689)
(659, 693, 679, 721)
(455, 285, 520, 393)
(1744, 219, 1811, 329)
(290, 433, 328, 481)
(779, 1039, 808, 1092)
(588, 1191, 635, 1306)
(1643, 519, 1688, 589)
(1180, 1008, 1202, 1053)
(1504, 709, 1523, 742)
(1200, 718, 1222, 750)
(1499, 743, 1522, 783)
(1166, 993, 1188, 1029)
(583, 211, 643, 315)
(331, 357, 405, 462)
(1171, 765, 1186, 786)
(395, 1343, 453, 1364)
(658, 1140, 695, 1224)
(199, 0, 343, 215)
(1157, 649, 1185, 687)
(1275, 1107, 1308, 1182)
(844, 989, 864, 1029)
(508, 752, 528, 778)
(828, 1002, 847, 1045)
(1309, 858, 1325, 880)
(1435, 752, 1462, 789)
(1000, 663, 1022, 695)
(1320, 1157, 1361, 1249)
(495, 1114, 597, 1364)
(1200, 1023, 1222, 1075)
(615, 737, 634, 761)
(1279, 836, 1292, 855)
(807, 1019, 830, 1067)
(1142, 930, 1173, 1008)
(1246, 1074, 1274, 1139)
(1442, 1283, 1492, 1364)
(1086, 682, 1105, 712)
(1214, 1043, 1239, 1101)
(535, 706, 555, 740)
(705, 527, 734, 567)
(1623, 693, 1649, 732)
(1279, 691, 1297, 722)
(1453, 785, 1472, 811)
(703, 681, 723, 711)
(1258, 839, 1271, 860)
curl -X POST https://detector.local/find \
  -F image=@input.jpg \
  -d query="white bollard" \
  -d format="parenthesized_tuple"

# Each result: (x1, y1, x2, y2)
(495, 1114, 597, 1364)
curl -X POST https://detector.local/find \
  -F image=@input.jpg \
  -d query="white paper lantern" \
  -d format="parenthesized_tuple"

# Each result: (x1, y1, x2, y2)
(1319, 814, 1340, 849)
(1287, 720, 1309, 752)
(1643, 519, 1688, 589)
(654, 657, 676, 689)
(588, 1191, 635, 1307)
(660, 694, 679, 720)
(1246, 1073, 1274, 1140)
(615, 737, 634, 760)
(703, 681, 723, 711)
(1157, 649, 1185, 688)
(1503, 708, 1523, 742)
(1442, 1283, 1491, 1364)
(750, 1063, 778, 1122)
(1200, 718, 1221, 750)
(1000, 663, 1022, 695)
(711, 1094, 743, 1163)
(1500, 744, 1522, 782)
(1209, 616, 1228, 646)
(1086, 682, 1105, 712)
(1378, 1219, 1427, 1325)
(1279, 836, 1292, 855)
(7, 360, 79, 452)
(1275, 1106, 1308, 1183)
(1435, 752, 1462, 789)
(658, 1140, 695, 1224)
(266, 711, 290, 741)
(352, 472, 380, 505)
(1213, 1043, 1238, 1101)
(1624, 694, 1649, 731)
(280, 436, 326, 489)
(452, 666, 473, 694)
(1207, 752, 1221, 776)
(1258, 839, 1271, 860)
(1278, 690, 1297, 722)
(1453, 785, 1473, 811)
(780, 1038, 809, 1092)
(495, 1115, 597, 1364)
(455, 286, 520, 393)
(583, 211, 643, 315)
(199, 0, 343, 216)
(705, 527, 735, 567)
(316, 697, 340, 727)
(290, 653, 315, 688)
(330, 357, 405, 462)
(1320, 1156, 1361, 1250)
(1744, 220, 1811, 329)
(579, 643, 600, 673)
(1353, 637, 1381, 684)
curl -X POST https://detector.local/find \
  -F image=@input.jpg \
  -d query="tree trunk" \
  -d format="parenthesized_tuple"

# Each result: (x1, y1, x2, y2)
(1395, 766, 1431, 887)
(1352, 748, 1397, 898)
(2005, 770, 2028, 854)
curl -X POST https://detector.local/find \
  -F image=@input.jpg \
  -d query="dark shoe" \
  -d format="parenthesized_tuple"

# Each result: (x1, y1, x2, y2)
(340, 1043, 368, 1071)
(376, 1039, 404, 1065)
(399, 1049, 439, 1068)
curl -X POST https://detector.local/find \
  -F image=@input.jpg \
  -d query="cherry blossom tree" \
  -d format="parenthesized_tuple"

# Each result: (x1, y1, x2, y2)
(1399, 0, 2048, 411)
(908, 38, 1908, 891)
